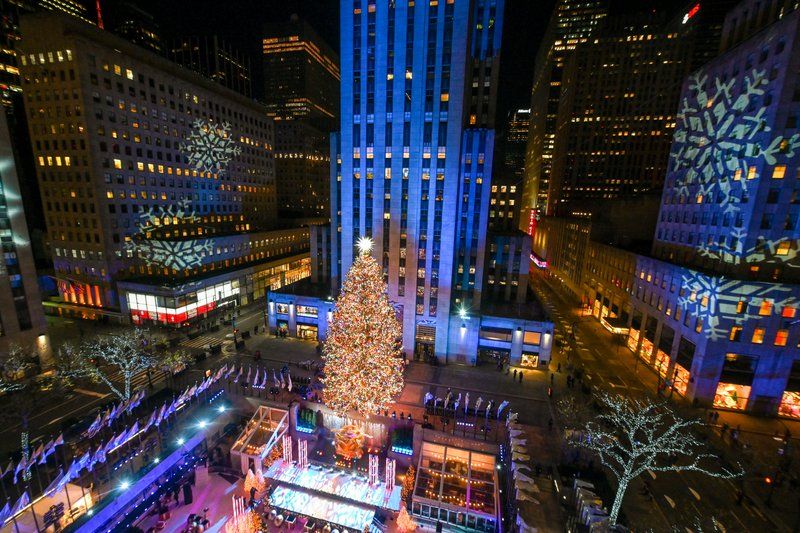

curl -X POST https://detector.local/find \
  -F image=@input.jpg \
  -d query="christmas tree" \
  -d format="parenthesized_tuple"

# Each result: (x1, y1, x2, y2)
(401, 465, 416, 502)
(323, 238, 404, 416)
(396, 506, 417, 532)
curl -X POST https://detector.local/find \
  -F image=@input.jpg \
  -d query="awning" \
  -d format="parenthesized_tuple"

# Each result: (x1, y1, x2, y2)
(601, 316, 629, 334)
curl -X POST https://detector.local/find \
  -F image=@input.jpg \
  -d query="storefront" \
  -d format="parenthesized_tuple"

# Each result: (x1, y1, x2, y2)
(714, 382, 751, 410)
(520, 352, 539, 368)
(296, 324, 318, 341)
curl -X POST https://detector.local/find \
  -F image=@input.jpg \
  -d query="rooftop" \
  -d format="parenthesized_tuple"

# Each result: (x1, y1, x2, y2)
(480, 289, 549, 322)
(272, 279, 335, 300)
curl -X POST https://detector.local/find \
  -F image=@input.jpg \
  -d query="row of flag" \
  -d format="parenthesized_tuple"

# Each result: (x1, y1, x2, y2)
(0, 434, 65, 485)
(0, 491, 30, 526)
(84, 389, 146, 439)
(238, 365, 292, 391)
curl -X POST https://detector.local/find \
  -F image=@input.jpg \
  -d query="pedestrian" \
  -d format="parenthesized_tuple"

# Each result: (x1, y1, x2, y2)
(550, 373, 554, 385)
(519, 372, 523, 384)
(735, 489, 744, 506)
(513, 369, 517, 379)
(557, 362, 562, 373)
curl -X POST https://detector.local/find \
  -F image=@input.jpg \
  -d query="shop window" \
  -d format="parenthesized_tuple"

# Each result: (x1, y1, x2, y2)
(773, 165, 787, 179)
(714, 382, 751, 410)
(729, 325, 742, 341)
(479, 327, 512, 342)
(752, 327, 766, 344)
(275, 303, 289, 314)
(523, 331, 541, 345)
(296, 305, 318, 318)
(520, 353, 538, 368)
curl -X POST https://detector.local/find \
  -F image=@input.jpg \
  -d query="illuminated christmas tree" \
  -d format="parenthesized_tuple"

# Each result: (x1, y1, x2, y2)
(401, 465, 416, 502)
(323, 238, 404, 416)
(396, 506, 417, 532)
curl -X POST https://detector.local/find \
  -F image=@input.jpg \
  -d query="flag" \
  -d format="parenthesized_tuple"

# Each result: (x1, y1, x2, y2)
(246, 366, 252, 385)
(279, 371, 285, 389)
(453, 393, 462, 412)
(43, 468, 64, 496)
(10, 491, 29, 515)
(273, 369, 279, 387)
(464, 392, 470, 414)
(287, 371, 292, 392)
(92, 445, 106, 465)
(143, 409, 157, 431)
(235, 366, 243, 381)
(156, 404, 167, 425)
(30, 443, 44, 465)
(0, 502, 11, 524)
(252, 368, 260, 389)
(1, 459, 13, 478)
(39, 439, 55, 464)
(475, 397, 483, 414)
(86, 414, 102, 437)
(54, 433, 64, 447)
(124, 421, 140, 443)
(497, 400, 510, 419)
(12, 460, 23, 484)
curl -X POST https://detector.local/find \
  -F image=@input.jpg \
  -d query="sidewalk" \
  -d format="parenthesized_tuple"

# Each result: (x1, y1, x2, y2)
(533, 274, 800, 531)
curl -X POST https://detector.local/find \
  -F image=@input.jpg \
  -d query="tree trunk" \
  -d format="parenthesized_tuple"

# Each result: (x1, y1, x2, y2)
(609, 476, 630, 525)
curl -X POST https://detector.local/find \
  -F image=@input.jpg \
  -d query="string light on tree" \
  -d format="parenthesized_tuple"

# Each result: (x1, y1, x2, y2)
(323, 239, 404, 416)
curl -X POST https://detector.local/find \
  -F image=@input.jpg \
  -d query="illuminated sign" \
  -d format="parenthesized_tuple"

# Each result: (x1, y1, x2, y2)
(682, 3, 700, 24)
(531, 253, 548, 269)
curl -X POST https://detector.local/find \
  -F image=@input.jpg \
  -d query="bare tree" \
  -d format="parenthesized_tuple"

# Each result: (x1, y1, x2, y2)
(63, 329, 157, 401)
(577, 393, 742, 525)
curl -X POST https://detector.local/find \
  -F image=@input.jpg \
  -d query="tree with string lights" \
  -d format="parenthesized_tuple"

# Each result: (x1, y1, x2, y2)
(576, 393, 742, 525)
(323, 237, 404, 416)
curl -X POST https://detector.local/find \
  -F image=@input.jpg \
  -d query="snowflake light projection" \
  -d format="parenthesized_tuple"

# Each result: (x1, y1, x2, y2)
(678, 271, 796, 340)
(182, 119, 241, 175)
(124, 201, 213, 270)
(671, 69, 800, 264)
(128, 239, 214, 270)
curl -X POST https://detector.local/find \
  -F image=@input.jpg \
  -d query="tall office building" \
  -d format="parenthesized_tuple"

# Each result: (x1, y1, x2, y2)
(19, 12, 311, 324)
(107, 1, 163, 55)
(262, 16, 339, 129)
(547, 11, 693, 218)
(274, 121, 330, 220)
(269, 0, 553, 368)
(169, 36, 252, 98)
(0, 110, 47, 353)
(520, 0, 607, 224)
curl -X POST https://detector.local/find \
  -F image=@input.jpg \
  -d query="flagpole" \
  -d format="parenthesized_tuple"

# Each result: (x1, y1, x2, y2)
(8, 498, 19, 533)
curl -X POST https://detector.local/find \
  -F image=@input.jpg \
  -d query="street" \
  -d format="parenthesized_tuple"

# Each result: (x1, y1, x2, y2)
(532, 273, 790, 532)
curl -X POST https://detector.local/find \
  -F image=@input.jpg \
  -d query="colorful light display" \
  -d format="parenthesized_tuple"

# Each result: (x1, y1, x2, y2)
(322, 241, 404, 416)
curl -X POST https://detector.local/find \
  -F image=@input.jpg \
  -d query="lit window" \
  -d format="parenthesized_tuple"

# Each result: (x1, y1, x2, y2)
(772, 165, 786, 179)
(759, 300, 773, 316)
(782, 306, 796, 318)
(747, 166, 757, 179)
(752, 327, 766, 344)
(113, 158, 122, 169)
(775, 329, 789, 346)
(777, 241, 791, 256)
(729, 326, 742, 341)
(733, 169, 742, 181)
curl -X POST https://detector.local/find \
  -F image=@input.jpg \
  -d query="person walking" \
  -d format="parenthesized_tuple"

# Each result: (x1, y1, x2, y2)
(513, 369, 518, 380)
(519, 372, 523, 384)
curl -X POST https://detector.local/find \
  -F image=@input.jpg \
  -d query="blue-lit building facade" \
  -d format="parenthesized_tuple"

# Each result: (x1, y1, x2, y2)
(540, 0, 800, 418)
(270, 0, 553, 367)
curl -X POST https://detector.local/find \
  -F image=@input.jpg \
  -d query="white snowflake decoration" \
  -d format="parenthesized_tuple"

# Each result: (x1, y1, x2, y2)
(126, 239, 213, 270)
(678, 271, 795, 340)
(124, 200, 214, 270)
(182, 119, 241, 175)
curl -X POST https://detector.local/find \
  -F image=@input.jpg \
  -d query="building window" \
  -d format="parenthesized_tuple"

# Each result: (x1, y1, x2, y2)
(758, 300, 773, 316)
(275, 303, 290, 314)
(752, 327, 766, 344)
(775, 329, 789, 346)
(736, 300, 747, 314)
(523, 331, 541, 345)
(729, 326, 742, 342)
(773, 165, 787, 179)
(296, 305, 318, 318)
(782, 306, 797, 318)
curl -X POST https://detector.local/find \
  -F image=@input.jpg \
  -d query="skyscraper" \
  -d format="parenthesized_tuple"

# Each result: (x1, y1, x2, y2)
(520, 0, 607, 223)
(169, 35, 253, 98)
(19, 12, 310, 324)
(0, 110, 48, 354)
(262, 16, 339, 129)
(107, 1, 163, 55)
(269, 0, 553, 367)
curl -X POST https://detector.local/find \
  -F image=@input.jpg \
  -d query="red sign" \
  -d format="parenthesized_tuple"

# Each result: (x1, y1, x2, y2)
(683, 3, 700, 24)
